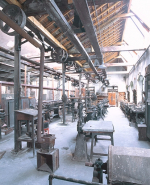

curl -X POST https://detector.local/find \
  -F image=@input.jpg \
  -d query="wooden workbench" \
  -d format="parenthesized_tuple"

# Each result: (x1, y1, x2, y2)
(15, 109, 44, 157)
(82, 120, 114, 159)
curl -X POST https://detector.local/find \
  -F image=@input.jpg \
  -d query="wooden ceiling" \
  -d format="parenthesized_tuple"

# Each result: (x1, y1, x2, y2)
(34, 0, 131, 64)
(1, 0, 134, 80)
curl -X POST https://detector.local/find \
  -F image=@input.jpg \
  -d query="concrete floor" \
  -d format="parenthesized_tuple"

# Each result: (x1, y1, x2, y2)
(0, 107, 150, 185)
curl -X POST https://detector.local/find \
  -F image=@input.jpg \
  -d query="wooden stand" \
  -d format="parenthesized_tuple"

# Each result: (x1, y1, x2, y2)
(37, 148, 59, 173)
(138, 124, 147, 141)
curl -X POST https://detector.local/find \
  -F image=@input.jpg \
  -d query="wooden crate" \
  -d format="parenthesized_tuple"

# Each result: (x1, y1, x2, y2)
(37, 148, 59, 173)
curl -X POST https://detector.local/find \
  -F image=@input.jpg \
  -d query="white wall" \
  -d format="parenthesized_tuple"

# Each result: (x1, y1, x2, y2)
(108, 74, 126, 92)
(91, 74, 126, 95)
(126, 46, 150, 103)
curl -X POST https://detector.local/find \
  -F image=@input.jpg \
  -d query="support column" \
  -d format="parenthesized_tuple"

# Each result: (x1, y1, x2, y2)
(37, 47, 44, 143)
(52, 76, 54, 100)
(14, 34, 21, 152)
(0, 83, 2, 106)
(24, 65, 27, 97)
(62, 62, 66, 124)
(77, 73, 83, 133)
(27, 71, 30, 97)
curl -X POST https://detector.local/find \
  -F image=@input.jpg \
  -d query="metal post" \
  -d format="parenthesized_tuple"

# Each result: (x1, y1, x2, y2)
(49, 174, 103, 185)
(27, 71, 30, 97)
(85, 80, 89, 112)
(37, 47, 44, 143)
(0, 83, 2, 106)
(77, 73, 83, 133)
(62, 62, 66, 124)
(24, 65, 27, 97)
(14, 34, 21, 152)
(79, 73, 82, 99)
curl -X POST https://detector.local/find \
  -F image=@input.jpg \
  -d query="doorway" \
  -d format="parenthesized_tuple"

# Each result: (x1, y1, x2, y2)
(108, 92, 116, 106)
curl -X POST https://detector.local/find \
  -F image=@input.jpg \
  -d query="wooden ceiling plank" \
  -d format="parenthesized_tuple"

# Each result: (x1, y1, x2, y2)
(104, 52, 118, 62)
(94, 2, 126, 27)
(51, 3, 106, 42)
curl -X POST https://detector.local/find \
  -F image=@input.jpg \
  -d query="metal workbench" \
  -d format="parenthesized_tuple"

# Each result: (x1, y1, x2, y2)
(82, 120, 114, 160)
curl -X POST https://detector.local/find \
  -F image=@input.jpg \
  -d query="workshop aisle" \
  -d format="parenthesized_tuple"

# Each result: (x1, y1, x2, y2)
(0, 108, 150, 185)
(104, 107, 150, 149)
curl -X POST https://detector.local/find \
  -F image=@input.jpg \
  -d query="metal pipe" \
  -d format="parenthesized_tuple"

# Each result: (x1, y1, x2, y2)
(37, 47, 45, 143)
(0, 46, 85, 85)
(73, 0, 103, 64)
(0, 83, 1, 106)
(77, 73, 82, 132)
(24, 66, 27, 96)
(79, 73, 82, 99)
(43, 0, 99, 76)
(49, 174, 104, 185)
(62, 62, 66, 124)
(0, 81, 70, 91)
(14, 34, 21, 152)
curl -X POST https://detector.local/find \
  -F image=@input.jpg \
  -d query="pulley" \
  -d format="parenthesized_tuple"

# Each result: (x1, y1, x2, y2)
(75, 66, 83, 73)
(0, 4, 26, 36)
(65, 61, 74, 67)
(62, 94, 67, 103)
(91, 93, 97, 101)
(51, 47, 68, 63)
(54, 74, 61, 80)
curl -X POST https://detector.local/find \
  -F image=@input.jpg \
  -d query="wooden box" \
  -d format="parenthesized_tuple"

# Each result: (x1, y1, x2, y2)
(37, 148, 59, 173)
(138, 124, 147, 141)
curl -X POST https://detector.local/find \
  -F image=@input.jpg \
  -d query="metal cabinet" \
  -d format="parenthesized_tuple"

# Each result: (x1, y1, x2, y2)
(145, 65, 150, 139)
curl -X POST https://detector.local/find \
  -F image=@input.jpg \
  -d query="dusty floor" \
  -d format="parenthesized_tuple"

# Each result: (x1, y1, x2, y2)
(0, 107, 150, 185)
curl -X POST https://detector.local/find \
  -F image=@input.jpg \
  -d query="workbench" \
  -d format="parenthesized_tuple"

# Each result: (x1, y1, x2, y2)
(15, 109, 44, 157)
(82, 120, 114, 160)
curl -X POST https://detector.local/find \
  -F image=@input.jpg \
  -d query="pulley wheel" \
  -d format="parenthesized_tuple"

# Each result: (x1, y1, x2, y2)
(51, 47, 68, 63)
(0, 4, 26, 36)
(91, 93, 97, 101)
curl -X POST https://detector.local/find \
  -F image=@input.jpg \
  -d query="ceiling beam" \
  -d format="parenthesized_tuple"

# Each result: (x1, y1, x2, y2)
(73, 0, 103, 64)
(102, 45, 147, 52)
(107, 71, 129, 74)
(105, 63, 133, 67)
(43, 0, 100, 77)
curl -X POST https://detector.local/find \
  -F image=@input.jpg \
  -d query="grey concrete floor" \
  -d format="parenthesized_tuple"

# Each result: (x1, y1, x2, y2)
(0, 107, 150, 185)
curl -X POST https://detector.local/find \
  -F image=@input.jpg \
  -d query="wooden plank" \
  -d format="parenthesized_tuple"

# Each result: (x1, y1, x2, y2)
(117, 13, 134, 18)
(104, 53, 118, 63)
(28, 17, 66, 50)
(87, 0, 128, 6)
(94, 2, 126, 26)
(102, 46, 146, 53)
